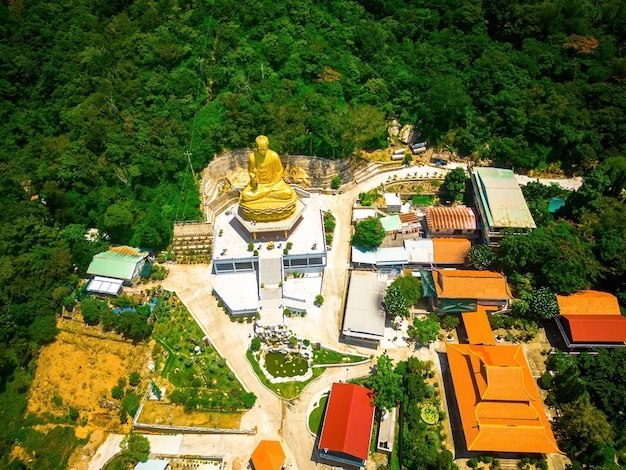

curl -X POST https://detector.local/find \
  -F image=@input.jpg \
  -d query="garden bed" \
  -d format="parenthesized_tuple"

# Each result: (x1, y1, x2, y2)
(149, 293, 255, 416)
(137, 401, 241, 429)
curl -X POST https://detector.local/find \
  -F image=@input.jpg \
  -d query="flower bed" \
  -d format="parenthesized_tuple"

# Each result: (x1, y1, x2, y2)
(420, 404, 439, 424)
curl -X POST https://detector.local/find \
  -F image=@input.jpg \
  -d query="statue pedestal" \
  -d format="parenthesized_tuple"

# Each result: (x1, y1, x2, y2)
(234, 199, 307, 240)
(240, 198, 297, 223)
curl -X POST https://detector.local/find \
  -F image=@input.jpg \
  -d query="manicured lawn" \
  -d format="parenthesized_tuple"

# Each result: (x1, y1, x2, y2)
(264, 352, 308, 378)
(312, 348, 367, 365)
(308, 394, 328, 435)
(246, 350, 325, 399)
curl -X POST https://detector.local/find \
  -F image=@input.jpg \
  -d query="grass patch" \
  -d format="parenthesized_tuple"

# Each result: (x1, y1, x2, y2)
(308, 394, 328, 435)
(411, 195, 434, 206)
(19, 426, 87, 469)
(246, 350, 325, 399)
(312, 348, 366, 365)
(264, 352, 308, 378)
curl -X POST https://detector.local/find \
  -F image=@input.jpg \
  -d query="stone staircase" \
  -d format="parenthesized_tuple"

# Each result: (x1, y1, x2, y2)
(258, 253, 284, 301)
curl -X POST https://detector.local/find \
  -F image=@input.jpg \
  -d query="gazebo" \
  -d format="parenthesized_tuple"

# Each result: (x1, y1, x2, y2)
(251, 440, 285, 470)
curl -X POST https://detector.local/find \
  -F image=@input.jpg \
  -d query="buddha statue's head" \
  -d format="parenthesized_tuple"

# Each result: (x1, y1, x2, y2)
(256, 135, 269, 156)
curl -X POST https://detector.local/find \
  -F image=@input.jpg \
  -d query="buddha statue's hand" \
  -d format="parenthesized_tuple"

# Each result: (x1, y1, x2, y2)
(249, 174, 257, 189)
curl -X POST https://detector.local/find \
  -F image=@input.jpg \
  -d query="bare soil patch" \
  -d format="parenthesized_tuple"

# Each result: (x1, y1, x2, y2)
(27, 322, 149, 435)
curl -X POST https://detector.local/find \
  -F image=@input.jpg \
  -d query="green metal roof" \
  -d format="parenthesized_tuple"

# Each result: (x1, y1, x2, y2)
(380, 215, 402, 232)
(87, 250, 147, 280)
(473, 168, 536, 230)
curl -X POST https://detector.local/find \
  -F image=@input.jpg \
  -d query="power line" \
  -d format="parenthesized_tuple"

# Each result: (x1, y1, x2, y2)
(176, 17, 214, 221)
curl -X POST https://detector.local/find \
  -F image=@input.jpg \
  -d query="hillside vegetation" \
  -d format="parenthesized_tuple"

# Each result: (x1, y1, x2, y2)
(1, 0, 625, 467)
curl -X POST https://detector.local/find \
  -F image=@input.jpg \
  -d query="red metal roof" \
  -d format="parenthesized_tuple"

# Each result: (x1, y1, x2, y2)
(318, 383, 375, 462)
(562, 315, 626, 343)
(425, 206, 478, 231)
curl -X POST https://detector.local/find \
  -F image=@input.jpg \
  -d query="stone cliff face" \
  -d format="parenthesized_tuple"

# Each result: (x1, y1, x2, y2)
(206, 151, 360, 189)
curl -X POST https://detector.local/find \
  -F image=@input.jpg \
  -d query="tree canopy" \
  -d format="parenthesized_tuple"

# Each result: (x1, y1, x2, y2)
(366, 354, 403, 412)
(351, 217, 386, 248)
(384, 284, 410, 318)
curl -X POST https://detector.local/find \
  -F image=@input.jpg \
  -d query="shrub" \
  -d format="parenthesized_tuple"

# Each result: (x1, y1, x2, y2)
(468, 457, 479, 468)
(81, 298, 103, 326)
(150, 382, 162, 400)
(122, 391, 141, 416)
(441, 314, 460, 331)
(241, 392, 257, 409)
(111, 385, 124, 400)
(68, 407, 79, 423)
(467, 244, 493, 270)
(129, 371, 141, 387)
(247, 242, 254, 251)
(331, 176, 341, 189)
(530, 287, 560, 319)
(314, 295, 324, 306)
(250, 338, 261, 351)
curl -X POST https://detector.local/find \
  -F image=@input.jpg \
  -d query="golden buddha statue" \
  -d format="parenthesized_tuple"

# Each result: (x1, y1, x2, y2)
(240, 135, 297, 222)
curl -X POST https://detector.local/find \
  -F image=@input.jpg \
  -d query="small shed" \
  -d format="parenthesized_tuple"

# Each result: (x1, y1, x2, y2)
(87, 246, 151, 284)
(383, 193, 402, 212)
(380, 215, 402, 234)
(134, 460, 169, 470)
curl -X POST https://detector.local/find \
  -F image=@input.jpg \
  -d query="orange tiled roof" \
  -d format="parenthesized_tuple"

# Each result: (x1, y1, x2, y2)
(398, 212, 420, 225)
(434, 270, 512, 300)
(446, 343, 561, 454)
(109, 245, 146, 256)
(251, 440, 285, 470)
(556, 290, 621, 316)
(432, 238, 471, 264)
(425, 206, 478, 231)
(462, 306, 495, 345)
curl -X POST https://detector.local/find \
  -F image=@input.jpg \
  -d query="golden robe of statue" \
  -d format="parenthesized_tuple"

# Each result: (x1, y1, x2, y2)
(240, 135, 297, 222)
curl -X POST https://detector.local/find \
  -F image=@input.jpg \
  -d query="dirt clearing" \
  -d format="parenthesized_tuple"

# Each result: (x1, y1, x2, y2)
(27, 321, 150, 436)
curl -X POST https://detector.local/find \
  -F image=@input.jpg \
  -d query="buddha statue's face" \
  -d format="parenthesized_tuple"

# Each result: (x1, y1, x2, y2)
(257, 140, 269, 156)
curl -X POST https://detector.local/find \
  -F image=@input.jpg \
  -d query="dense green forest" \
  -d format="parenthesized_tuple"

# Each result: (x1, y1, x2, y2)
(1, 0, 625, 467)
